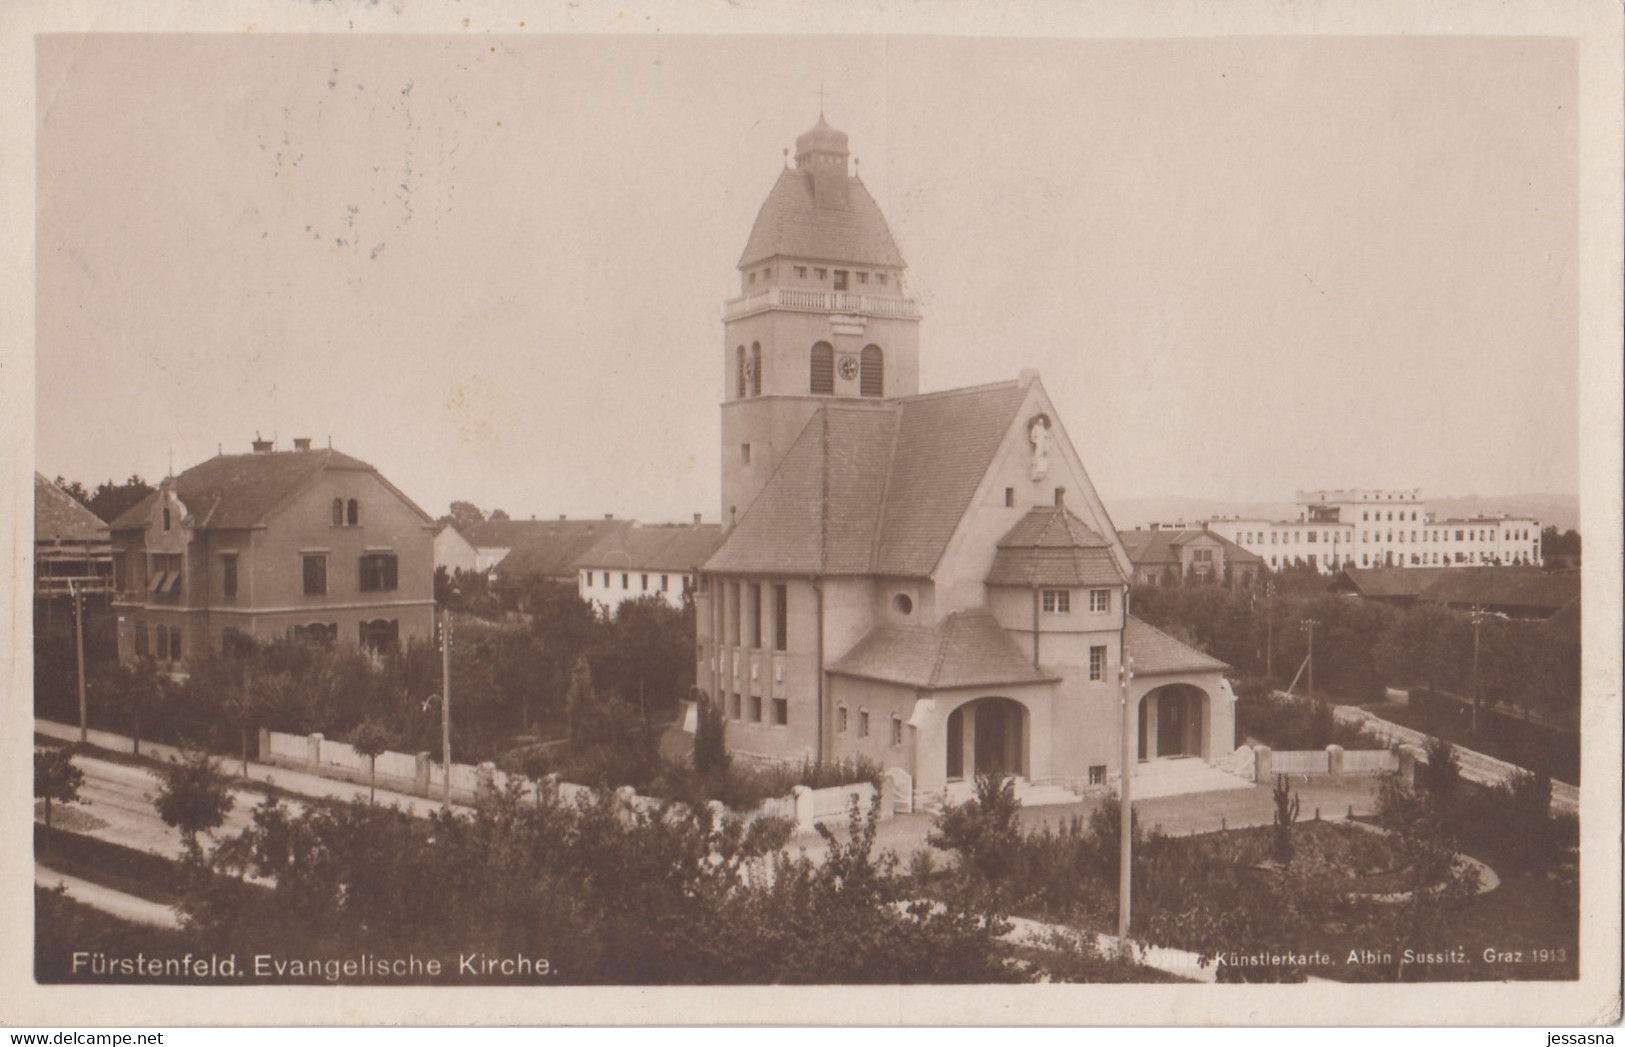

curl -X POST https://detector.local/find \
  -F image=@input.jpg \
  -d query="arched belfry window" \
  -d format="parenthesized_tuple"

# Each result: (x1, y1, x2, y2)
(860, 345, 884, 398)
(736, 346, 747, 400)
(347, 499, 359, 526)
(332, 498, 344, 526)
(810, 342, 834, 395)
(750, 343, 762, 397)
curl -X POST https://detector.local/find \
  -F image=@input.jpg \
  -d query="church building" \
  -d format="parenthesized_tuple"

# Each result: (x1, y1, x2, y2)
(695, 116, 1236, 804)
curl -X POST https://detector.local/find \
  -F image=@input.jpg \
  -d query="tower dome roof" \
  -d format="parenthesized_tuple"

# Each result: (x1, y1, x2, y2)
(795, 116, 849, 160)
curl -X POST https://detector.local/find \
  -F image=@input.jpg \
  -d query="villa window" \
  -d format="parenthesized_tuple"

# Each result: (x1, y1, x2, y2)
(1089, 645, 1106, 681)
(221, 554, 238, 598)
(890, 716, 903, 747)
(360, 553, 398, 592)
(622, 573, 630, 590)
(1041, 589, 1070, 613)
(359, 618, 399, 652)
(1088, 588, 1111, 613)
(134, 621, 149, 657)
(303, 554, 327, 596)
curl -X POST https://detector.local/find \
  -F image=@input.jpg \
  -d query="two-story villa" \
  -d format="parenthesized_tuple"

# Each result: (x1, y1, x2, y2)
(695, 117, 1236, 803)
(109, 439, 435, 663)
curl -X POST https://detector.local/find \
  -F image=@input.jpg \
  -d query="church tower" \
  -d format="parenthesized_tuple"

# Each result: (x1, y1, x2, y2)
(720, 116, 922, 527)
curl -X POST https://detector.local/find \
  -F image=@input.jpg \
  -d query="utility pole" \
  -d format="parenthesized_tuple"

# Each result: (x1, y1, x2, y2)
(1470, 606, 1485, 736)
(1117, 653, 1136, 943)
(69, 580, 87, 744)
(1302, 618, 1320, 700)
(440, 608, 452, 805)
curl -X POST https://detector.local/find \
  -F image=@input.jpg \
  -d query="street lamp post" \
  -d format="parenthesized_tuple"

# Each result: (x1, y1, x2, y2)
(439, 608, 453, 805)
(69, 579, 87, 744)
(1117, 653, 1136, 943)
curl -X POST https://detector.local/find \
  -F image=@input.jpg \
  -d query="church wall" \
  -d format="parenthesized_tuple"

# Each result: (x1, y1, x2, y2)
(931, 384, 1120, 616)
(826, 675, 919, 779)
(718, 397, 823, 526)
(820, 576, 876, 664)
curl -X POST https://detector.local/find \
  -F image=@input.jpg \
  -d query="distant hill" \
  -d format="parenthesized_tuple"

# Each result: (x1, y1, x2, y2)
(1108, 493, 1580, 534)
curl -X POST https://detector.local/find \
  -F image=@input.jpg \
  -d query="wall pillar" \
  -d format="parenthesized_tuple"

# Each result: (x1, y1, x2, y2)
(307, 732, 323, 766)
(792, 784, 815, 835)
(414, 751, 432, 795)
(1252, 744, 1272, 783)
(1326, 744, 1345, 776)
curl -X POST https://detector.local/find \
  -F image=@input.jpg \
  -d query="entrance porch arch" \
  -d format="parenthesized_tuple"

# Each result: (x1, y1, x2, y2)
(945, 696, 1029, 780)
(1136, 683, 1210, 761)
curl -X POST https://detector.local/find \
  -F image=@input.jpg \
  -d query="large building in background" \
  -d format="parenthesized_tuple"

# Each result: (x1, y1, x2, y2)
(109, 439, 436, 664)
(1209, 488, 1541, 574)
(695, 117, 1240, 805)
(577, 519, 723, 613)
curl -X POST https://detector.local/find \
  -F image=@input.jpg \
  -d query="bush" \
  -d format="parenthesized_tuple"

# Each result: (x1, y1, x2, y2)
(928, 775, 1023, 883)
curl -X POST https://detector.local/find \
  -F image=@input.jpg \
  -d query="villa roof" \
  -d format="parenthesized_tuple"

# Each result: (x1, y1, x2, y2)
(34, 473, 110, 544)
(108, 448, 423, 531)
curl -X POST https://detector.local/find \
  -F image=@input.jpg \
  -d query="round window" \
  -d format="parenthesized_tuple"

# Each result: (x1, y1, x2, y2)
(892, 593, 914, 615)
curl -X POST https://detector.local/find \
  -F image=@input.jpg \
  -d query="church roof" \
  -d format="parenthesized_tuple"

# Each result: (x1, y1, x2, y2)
(828, 610, 1058, 690)
(1122, 616, 1229, 676)
(986, 506, 1125, 588)
(704, 381, 1031, 578)
(108, 448, 417, 531)
(737, 166, 906, 270)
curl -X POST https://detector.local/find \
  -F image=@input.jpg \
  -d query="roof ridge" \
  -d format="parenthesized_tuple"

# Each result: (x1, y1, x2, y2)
(898, 379, 1022, 404)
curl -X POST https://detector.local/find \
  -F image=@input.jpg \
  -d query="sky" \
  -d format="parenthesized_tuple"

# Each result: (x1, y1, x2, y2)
(34, 33, 1579, 525)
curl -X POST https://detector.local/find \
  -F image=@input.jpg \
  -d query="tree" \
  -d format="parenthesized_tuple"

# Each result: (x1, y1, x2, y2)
(488, 508, 511, 521)
(52, 476, 91, 507)
(349, 719, 394, 804)
(86, 475, 156, 523)
(152, 749, 235, 857)
(35, 747, 84, 831)
(928, 774, 1024, 886)
(692, 687, 729, 778)
(443, 500, 487, 532)
(1270, 773, 1300, 866)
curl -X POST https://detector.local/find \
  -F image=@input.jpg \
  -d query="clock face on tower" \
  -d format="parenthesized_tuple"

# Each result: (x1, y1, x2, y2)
(837, 355, 859, 380)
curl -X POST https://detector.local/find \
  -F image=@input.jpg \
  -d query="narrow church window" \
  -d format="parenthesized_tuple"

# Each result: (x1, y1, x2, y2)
(1004, 488, 1015, 507)
(347, 499, 358, 526)
(837, 706, 848, 733)
(795, 266, 807, 278)
(750, 694, 763, 722)
(641, 573, 649, 591)
(857, 272, 869, 285)
(810, 343, 834, 395)
(1089, 645, 1106, 681)
(772, 698, 788, 726)
(859, 709, 870, 737)
(1089, 765, 1107, 786)
(876, 273, 888, 286)
(622, 573, 629, 589)
(890, 716, 903, 747)
(730, 692, 741, 719)
(833, 270, 848, 291)
(859, 345, 883, 397)
(749, 343, 762, 396)
(814, 268, 827, 280)
(740, 444, 751, 465)
(773, 584, 788, 651)
(736, 346, 747, 399)
(749, 583, 763, 648)
(163, 507, 171, 531)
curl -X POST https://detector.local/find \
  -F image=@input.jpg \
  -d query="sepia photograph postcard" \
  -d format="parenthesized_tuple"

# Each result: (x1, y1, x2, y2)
(2, 0, 1621, 1030)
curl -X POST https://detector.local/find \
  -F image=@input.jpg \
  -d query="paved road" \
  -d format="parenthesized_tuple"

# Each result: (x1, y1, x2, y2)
(34, 866, 181, 929)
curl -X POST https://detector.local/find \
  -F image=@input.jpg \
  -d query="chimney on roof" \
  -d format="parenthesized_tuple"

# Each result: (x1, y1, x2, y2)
(530, 514, 536, 521)
(604, 513, 614, 520)
(252, 435, 274, 453)
(693, 512, 702, 525)
(293, 437, 312, 451)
